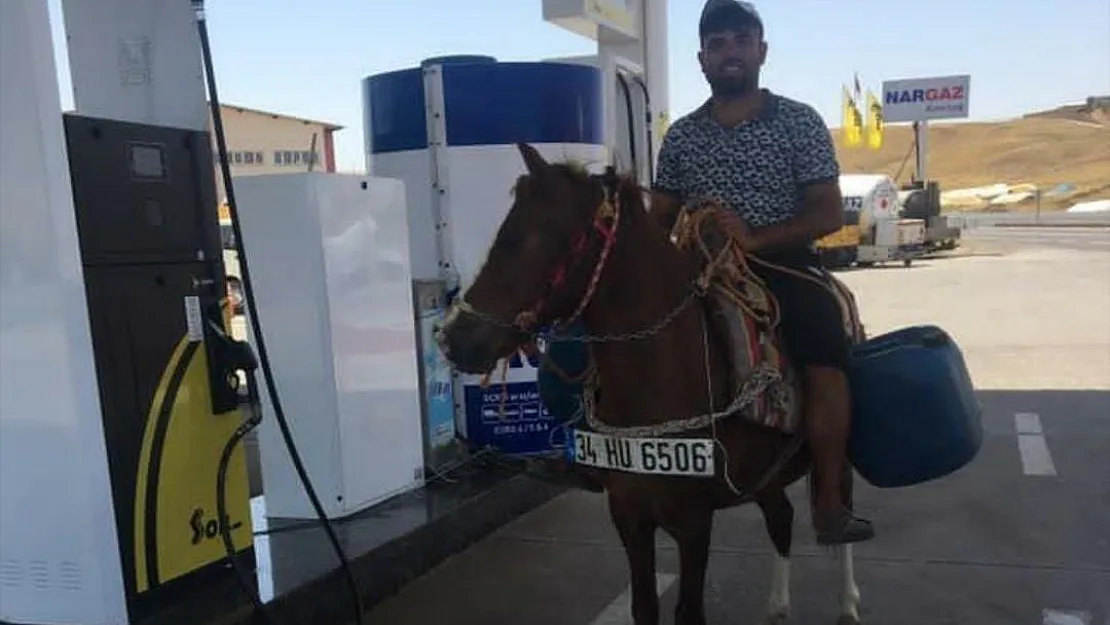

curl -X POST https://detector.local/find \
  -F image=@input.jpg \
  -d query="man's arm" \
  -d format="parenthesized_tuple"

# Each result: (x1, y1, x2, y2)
(650, 190, 684, 235)
(648, 128, 686, 235)
(745, 105, 845, 253)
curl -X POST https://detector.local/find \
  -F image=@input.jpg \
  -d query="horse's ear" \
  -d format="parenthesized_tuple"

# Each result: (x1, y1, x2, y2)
(516, 143, 547, 175)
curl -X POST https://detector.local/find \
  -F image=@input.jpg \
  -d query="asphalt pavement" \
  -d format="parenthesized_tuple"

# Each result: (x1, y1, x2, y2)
(962, 225, 1110, 253)
(363, 228, 1110, 625)
(950, 210, 1110, 229)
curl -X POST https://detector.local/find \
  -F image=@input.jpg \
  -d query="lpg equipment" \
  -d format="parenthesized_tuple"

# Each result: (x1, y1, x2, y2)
(363, 56, 606, 457)
(360, 0, 669, 457)
(541, 0, 670, 186)
(847, 174, 927, 267)
(900, 180, 961, 252)
(817, 174, 927, 268)
(230, 172, 427, 521)
(1, 2, 256, 623)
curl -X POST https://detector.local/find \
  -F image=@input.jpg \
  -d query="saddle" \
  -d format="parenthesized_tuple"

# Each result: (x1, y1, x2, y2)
(673, 208, 862, 435)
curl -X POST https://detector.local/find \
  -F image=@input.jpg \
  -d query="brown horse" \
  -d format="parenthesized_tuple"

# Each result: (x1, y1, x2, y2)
(437, 143, 864, 625)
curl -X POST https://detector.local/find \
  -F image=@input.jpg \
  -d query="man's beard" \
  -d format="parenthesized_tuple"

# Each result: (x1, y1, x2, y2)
(707, 72, 758, 99)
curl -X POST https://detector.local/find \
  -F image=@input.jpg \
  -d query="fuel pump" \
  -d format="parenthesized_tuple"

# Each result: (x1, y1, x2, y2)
(0, 2, 360, 624)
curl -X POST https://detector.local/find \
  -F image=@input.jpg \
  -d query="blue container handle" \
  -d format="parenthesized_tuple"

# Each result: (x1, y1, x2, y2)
(854, 324, 951, 361)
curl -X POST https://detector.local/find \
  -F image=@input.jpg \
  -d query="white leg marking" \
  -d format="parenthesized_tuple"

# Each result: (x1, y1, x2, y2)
(1042, 608, 1091, 625)
(589, 572, 676, 625)
(1016, 413, 1058, 476)
(838, 544, 861, 624)
(763, 553, 791, 623)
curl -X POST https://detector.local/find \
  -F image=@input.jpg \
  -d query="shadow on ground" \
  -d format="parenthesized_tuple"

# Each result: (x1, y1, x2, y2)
(358, 388, 1109, 625)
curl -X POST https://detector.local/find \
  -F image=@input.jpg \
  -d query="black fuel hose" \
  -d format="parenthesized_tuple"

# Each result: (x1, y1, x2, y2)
(215, 366, 266, 617)
(193, 3, 366, 624)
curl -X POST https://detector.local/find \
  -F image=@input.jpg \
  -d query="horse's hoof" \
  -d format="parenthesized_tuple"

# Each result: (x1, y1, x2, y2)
(836, 615, 861, 625)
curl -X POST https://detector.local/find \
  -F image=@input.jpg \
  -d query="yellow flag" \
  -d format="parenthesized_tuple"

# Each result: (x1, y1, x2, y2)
(866, 90, 884, 150)
(842, 86, 862, 147)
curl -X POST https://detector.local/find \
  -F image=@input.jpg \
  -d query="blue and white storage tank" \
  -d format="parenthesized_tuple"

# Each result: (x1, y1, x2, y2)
(362, 56, 605, 456)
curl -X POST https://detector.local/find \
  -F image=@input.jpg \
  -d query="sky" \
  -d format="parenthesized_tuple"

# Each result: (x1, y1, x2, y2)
(47, 0, 1110, 173)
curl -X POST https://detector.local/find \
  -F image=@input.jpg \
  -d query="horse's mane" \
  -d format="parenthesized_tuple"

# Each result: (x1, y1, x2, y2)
(508, 157, 648, 216)
(545, 158, 752, 259)
(555, 159, 648, 208)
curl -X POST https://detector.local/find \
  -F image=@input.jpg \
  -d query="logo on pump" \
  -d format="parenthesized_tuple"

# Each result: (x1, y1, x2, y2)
(189, 507, 243, 545)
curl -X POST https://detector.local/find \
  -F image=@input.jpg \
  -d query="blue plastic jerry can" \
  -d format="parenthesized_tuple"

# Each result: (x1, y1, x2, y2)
(848, 325, 983, 488)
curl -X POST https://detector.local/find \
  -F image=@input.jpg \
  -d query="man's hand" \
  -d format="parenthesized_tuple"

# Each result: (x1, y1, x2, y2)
(713, 209, 752, 247)
(742, 182, 844, 253)
(649, 190, 683, 235)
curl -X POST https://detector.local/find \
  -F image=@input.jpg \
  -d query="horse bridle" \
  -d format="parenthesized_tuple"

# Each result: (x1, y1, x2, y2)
(450, 166, 624, 339)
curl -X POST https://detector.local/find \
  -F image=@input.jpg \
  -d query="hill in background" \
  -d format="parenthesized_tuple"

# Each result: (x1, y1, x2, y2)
(832, 97, 1110, 211)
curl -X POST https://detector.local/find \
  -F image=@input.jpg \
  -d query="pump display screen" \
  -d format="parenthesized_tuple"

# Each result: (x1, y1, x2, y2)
(129, 143, 166, 179)
(64, 114, 213, 264)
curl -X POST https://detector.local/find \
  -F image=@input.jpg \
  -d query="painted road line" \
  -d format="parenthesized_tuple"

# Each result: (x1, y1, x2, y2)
(1042, 608, 1091, 625)
(1015, 412, 1057, 476)
(1015, 412, 1044, 435)
(590, 573, 677, 625)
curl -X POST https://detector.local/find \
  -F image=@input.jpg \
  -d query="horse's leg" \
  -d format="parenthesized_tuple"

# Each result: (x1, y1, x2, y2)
(661, 508, 713, 625)
(836, 459, 862, 624)
(756, 488, 794, 624)
(608, 492, 660, 625)
(835, 544, 862, 624)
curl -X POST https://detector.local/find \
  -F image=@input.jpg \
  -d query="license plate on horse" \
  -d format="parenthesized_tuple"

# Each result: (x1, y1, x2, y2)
(566, 429, 716, 477)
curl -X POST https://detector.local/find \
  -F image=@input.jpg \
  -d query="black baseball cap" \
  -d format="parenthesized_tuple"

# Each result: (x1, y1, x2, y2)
(698, 0, 763, 39)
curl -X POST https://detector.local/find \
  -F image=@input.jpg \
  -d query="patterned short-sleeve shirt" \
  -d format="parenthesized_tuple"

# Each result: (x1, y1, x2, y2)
(654, 90, 840, 230)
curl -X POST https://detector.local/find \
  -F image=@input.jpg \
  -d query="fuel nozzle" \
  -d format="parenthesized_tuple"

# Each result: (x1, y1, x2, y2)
(204, 318, 259, 413)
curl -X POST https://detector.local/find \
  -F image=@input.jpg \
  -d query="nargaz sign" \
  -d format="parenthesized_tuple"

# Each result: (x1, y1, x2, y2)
(881, 75, 970, 123)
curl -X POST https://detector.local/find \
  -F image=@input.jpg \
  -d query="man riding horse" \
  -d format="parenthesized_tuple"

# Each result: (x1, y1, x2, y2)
(534, 0, 875, 546)
(647, 0, 874, 545)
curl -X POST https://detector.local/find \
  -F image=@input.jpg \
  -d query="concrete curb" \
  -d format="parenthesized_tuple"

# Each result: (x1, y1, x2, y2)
(260, 473, 565, 625)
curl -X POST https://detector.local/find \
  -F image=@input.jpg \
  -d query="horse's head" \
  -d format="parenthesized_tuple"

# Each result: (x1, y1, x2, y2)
(436, 143, 625, 375)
